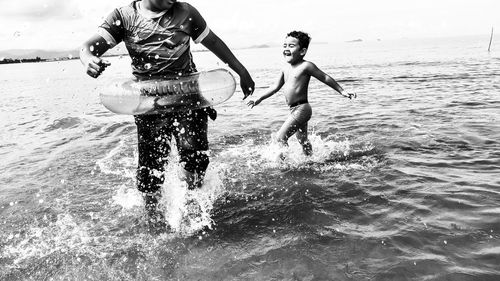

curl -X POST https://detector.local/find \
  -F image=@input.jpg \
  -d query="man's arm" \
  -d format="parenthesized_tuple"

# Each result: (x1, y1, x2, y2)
(80, 34, 112, 78)
(307, 62, 355, 99)
(201, 31, 255, 99)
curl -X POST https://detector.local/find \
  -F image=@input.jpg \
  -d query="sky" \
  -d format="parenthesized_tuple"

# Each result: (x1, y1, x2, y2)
(0, 0, 499, 51)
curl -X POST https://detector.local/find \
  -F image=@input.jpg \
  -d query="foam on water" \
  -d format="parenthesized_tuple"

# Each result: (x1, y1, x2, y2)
(3, 213, 92, 267)
(96, 138, 136, 178)
(220, 131, 377, 172)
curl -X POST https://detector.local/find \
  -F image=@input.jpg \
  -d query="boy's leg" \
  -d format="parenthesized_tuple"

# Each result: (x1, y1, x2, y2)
(276, 103, 312, 147)
(296, 122, 312, 156)
(174, 109, 210, 189)
(276, 114, 300, 146)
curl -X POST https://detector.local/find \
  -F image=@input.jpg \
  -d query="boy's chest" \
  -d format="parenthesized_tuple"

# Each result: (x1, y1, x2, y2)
(284, 66, 308, 84)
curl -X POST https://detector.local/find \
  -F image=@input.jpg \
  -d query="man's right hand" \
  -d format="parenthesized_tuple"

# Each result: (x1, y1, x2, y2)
(83, 56, 111, 78)
(239, 71, 255, 100)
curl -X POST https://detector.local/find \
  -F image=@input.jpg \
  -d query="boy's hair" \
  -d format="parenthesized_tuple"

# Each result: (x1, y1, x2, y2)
(286, 31, 311, 49)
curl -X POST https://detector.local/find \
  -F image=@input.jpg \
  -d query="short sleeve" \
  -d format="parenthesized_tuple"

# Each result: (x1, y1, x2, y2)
(186, 4, 210, 44)
(97, 8, 125, 47)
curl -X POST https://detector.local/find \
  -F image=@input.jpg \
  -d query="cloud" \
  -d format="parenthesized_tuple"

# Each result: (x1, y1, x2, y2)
(0, 0, 83, 21)
(1, 0, 499, 51)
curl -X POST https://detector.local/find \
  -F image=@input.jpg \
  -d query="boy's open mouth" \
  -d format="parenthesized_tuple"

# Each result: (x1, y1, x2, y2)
(283, 50, 291, 56)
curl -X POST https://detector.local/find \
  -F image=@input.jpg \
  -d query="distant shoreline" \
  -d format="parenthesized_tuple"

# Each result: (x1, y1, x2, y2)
(0, 43, 331, 64)
(0, 56, 81, 65)
(0, 57, 46, 65)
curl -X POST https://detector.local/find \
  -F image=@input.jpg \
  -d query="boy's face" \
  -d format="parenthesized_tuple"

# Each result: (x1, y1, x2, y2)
(283, 36, 306, 64)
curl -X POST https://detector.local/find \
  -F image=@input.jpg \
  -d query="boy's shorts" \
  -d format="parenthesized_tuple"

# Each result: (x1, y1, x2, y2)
(134, 108, 210, 193)
(290, 102, 312, 125)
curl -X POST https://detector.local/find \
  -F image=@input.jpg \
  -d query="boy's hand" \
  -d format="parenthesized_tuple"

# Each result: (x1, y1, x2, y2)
(239, 71, 255, 100)
(246, 99, 261, 108)
(83, 56, 111, 78)
(346, 92, 357, 99)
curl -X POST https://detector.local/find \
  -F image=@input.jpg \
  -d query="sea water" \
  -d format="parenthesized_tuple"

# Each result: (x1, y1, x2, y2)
(1, 35, 500, 280)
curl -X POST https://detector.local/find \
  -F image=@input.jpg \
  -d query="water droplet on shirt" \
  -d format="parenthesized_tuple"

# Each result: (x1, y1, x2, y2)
(114, 20, 121, 26)
(90, 45, 95, 52)
(155, 54, 159, 59)
(144, 63, 152, 70)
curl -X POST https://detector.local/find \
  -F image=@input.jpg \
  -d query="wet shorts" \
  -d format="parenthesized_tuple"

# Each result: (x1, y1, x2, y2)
(289, 102, 312, 125)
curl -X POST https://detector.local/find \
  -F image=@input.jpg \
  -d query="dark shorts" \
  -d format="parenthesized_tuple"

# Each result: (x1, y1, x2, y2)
(134, 108, 209, 193)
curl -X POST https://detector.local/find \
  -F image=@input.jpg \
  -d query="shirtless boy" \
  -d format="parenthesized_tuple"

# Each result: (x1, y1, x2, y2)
(247, 31, 355, 155)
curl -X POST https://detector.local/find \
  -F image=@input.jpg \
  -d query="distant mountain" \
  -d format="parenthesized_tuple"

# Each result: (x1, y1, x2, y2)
(0, 42, 128, 60)
(0, 49, 79, 60)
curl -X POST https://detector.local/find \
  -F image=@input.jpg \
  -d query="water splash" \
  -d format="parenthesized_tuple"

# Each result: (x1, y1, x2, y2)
(3, 214, 92, 266)
(100, 137, 226, 236)
(112, 184, 142, 209)
(220, 131, 377, 171)
(158, 147, 225, 236)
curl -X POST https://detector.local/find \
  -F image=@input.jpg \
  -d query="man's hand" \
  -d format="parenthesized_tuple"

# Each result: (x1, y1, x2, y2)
(83, 56, 111, 78)
(239, 71, 255, 100)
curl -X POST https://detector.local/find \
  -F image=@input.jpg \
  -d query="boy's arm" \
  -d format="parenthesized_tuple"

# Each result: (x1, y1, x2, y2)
(201, 31, 255, 99)
(247, 72, 284, 108)
(307, 62, 355, 99)
(80, 34, 112, 78)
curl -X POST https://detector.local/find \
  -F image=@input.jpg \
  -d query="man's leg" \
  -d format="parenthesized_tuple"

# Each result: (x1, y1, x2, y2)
(134, 115, 172, 211)
(174, 109, 210, 189)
